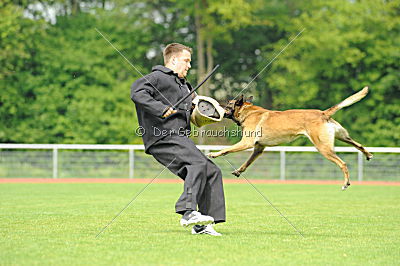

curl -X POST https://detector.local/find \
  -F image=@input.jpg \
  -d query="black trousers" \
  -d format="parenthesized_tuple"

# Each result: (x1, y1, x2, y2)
(148, 135, 226, 223)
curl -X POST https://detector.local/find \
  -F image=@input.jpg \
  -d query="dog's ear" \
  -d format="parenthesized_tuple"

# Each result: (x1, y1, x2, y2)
(246, 96, 253, 103)
(236, 95, 244, 106)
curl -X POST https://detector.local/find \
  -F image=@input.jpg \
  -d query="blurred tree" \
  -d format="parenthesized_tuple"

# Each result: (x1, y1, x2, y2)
(191, 0, 268, 96)
(0, 0, 398, 147)
(0, 0, 201, 144)
(262, 0, 400, 146)
(0, 1, 47, 142)
(0, 1, 152, 143)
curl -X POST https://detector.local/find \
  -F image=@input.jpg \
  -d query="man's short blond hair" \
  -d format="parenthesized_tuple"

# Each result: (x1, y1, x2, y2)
(163, 43, 192, 64)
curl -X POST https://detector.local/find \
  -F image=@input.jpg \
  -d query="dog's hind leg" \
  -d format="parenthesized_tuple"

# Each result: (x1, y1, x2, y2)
(308, 129, 351, 190)
(333, 122, 373, 160)
(322, 150, 350, 191)
(232, 142, 265, 177)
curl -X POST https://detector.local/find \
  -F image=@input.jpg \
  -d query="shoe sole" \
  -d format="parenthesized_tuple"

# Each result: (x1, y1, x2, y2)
(191, 229, 222, 236)
(180, 218, 214, 228)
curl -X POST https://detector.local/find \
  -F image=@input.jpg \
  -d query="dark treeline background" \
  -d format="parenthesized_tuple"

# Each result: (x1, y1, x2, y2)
(1, 0, 399, 146)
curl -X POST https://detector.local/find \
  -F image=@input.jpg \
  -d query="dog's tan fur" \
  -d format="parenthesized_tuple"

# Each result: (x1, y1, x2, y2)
(208, 87, 373, 190)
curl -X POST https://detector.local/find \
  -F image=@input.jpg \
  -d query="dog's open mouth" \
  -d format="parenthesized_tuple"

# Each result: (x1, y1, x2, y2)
(224, 109, 233, 118)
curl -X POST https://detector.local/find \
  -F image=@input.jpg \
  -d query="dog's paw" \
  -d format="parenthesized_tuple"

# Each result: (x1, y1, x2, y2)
(207, 152, 221, 158)
(232, 170, 241, 177)
(341, 182, 351, 191)
(366, 153, 373, 161)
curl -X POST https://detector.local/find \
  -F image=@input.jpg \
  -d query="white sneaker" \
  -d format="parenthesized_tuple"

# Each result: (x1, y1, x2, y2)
(180, 211, 214, 227)
(191, 224, 222, 236)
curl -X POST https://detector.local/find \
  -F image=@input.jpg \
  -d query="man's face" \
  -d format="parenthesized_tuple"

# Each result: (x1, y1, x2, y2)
(171, 50, 191, 78)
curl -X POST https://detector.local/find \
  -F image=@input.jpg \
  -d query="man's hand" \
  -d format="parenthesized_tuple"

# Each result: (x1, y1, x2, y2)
(162, 107, 177, 118)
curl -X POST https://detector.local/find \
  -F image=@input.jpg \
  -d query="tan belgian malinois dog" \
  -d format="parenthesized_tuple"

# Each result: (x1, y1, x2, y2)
(207, 87, 373, 190)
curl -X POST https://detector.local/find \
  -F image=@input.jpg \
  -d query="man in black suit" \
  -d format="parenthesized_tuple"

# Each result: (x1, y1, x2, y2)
(131, 43, 225, 236)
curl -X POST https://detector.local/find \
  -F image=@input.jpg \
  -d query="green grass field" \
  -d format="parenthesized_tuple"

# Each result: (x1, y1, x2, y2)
(1, 182, 399, 265)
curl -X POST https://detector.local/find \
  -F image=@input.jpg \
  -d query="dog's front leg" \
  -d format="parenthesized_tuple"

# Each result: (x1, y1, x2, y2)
(207, 139, 254, 158)
(232, 143, 265, 177)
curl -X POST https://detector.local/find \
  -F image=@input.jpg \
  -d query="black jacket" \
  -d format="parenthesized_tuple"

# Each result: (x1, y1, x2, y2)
(131, 65, 194, 153)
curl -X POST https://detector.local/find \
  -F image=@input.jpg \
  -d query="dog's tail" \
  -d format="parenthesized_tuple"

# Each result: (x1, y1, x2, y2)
(324, 86, 369, 117)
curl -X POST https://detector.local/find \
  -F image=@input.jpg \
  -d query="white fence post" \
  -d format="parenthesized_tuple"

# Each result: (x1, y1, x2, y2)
(280, 150, 286, 180)
(129, 149, 134, 179)
(358, 152, 363, 182)
(53, 147, 58, 179)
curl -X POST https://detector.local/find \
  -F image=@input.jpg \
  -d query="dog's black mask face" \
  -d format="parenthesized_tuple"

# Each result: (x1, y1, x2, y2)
(224, 95, 253, 119)
(224, 98, 243, 119)
(224, 99, 239, 119)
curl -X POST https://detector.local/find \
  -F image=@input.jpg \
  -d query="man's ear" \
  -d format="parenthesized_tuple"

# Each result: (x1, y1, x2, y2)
(246, 96, 253, 103)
